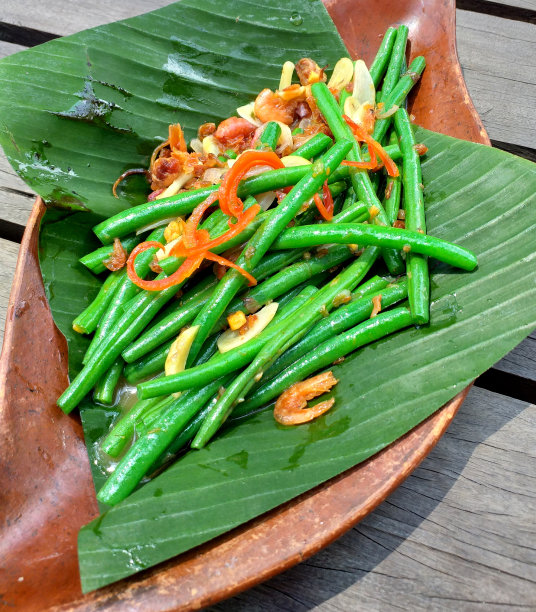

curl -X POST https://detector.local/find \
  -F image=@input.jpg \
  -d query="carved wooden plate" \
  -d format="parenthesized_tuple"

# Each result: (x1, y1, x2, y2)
(0, 0, 489, 609)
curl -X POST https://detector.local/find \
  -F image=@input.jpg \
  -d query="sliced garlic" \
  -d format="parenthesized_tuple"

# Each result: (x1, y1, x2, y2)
(156, 173, 193, 199)
(217, 302, 278, 353)
(279, 61, 295, 90)
(189, 137, 204, 154)
(327, 57, 354, 92)
(202, 135, 221, 156)
(280, 155, 312, 167)
(135, 216, 177, 235)
(275, 121, 293, 154)
(236, 102, 263, 127)
(352, 60, 375, 107)
(165, 326, 200, 377)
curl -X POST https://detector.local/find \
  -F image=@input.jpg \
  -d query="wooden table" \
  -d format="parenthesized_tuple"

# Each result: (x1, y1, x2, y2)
(1, 2, 535, 609)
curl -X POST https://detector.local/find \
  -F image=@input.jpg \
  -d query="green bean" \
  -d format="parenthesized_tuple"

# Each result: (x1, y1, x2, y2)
(311, 82, 404, 275)
(372, 56, 426, 144)
(378, 25, 409, 101)
(184, 140, 353, 367)
(123, 277, 329, 384)
(271, 223, 477, 271)
(139, 273, 348, 398)
(292, 133, 332, 159)
(93, 358, 123, 405)
(369, 27, 398, 87)
(256, 121, 281, 151)
(121, 287, 319, 467)
(191, 245, 380, 447)
(262, 278, 408, 385)
(122, 249, 304, 363)
(100, 395, 174, 457)
(394, 108, 430, 324)
(224, 148, 237, 159)
(97, 376, 229, 505)
(83, 228, 166, 363)
(383, 164, 402, 226)
(79, 235, 140, 275)
(239, 307, 413, 414)
(72, 270, 124, 335)
(92, 143, 399, 244)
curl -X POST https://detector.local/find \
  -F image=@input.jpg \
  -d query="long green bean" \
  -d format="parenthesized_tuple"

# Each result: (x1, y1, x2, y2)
(394, 108, 430, 323)
(191, 245, 381, 447)
(97, 377, 229, 505)
(293, 133, 332, 159)
(184, 140, 353, 367)
(262, 278, 408, 384)
(238, 307, 413, 414)
(378, 25, 409, 101)
(93, 358, 123, 405)
(311, 81, 404, 275)
(369, 27, 397, 87)
(101, 395, 174, 457)
(123, 276, 330, 384)
(83, 227, 166, 363)
(122, 249, 304, 363)
(72, 270, 124, 335)
(372, 56, 426, 144)
(271, 223, 477, 271)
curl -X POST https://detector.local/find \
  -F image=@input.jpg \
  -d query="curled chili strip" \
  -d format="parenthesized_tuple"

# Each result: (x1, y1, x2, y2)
(204, 251, 257, 286)
(173, 203, 261, 259)
(342, 114, 399, 177)
(219, 150, 284, 217)
(126, 241, 204, 292)
(313, 180, 334, 221)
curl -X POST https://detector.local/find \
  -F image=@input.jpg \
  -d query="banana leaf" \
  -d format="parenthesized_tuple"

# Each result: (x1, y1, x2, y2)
(0, 0, 535, 594)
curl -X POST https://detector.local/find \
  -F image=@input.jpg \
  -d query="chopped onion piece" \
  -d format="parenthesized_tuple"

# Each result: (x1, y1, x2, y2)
(279, 61, 295, 90)
(236, 102, 263, 127)
(202, 135, 221, 156)
(203, 167, 227, 184)
(327, 57, 354, 92)
(280, 155, 312, 167)
(189, 138, 203, 154)
(217, 302, 278, 353)
(135, 217, 178, 235)
(254, 191, 277, 210)
(165, 325, 200, 377)
(156, 173, 194, 199)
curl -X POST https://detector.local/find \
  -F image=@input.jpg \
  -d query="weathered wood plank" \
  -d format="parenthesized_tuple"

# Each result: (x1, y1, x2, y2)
(0, 1, 170, 36)
(213, 387, 536, 611)
(0, 239, 20, 350)
(456, 10, 536, 149)
(494, 330, 536, 382)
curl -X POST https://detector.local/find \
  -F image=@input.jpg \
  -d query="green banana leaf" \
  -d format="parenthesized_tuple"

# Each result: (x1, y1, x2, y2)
(1, 0, 535, 595)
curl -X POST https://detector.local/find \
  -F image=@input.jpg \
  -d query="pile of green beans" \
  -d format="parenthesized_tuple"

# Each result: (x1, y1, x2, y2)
(58, 28, 479, 508)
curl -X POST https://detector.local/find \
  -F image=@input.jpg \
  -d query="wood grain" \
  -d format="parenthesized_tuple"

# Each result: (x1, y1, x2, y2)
(457, 9, 536, 149)
(213, 387, 536, 611)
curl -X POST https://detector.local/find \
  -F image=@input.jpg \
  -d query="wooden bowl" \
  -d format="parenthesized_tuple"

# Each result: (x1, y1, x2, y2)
(0, 0, 489, 609)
